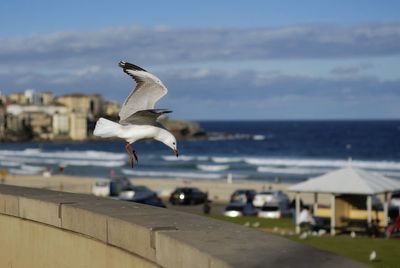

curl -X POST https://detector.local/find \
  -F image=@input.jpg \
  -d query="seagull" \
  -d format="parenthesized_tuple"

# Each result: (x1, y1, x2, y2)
(93, 61, 179, 167)
(369, 250, 376, 261)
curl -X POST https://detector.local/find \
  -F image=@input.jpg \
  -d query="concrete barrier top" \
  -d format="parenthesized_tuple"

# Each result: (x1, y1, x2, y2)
(0, 184, 365, 268)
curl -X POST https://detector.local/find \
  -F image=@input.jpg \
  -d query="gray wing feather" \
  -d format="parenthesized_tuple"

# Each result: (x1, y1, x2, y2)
(118, 62, 168, 122)
(120, 109, 172, 126)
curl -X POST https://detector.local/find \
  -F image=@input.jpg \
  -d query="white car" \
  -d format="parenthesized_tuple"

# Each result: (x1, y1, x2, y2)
(390, 191, 400, 207)
(119, 185, 155, 201)
(223, 203, 258, 217)
(258, 203, 289, 219)
(252, 190, 290, 208)
(92, 179, 110, 197)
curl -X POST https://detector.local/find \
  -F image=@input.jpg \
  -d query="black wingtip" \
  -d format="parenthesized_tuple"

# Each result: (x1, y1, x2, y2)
(118, 61, 147, 72)
(118, 61, 126, 68)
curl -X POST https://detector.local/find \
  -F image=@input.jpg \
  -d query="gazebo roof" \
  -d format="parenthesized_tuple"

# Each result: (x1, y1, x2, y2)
(289, 166, 400, 195)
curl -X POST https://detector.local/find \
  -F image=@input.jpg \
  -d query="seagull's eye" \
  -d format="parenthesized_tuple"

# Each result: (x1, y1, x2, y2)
(173, 142, 176, 145)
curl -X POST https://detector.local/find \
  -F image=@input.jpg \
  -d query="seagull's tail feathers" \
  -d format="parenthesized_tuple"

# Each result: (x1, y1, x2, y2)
(93, 118, 121, 138)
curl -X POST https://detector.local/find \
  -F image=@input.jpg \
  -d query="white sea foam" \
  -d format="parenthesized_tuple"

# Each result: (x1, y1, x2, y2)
(253, 135, 266, 141)
(0, 149, 125, 161)
(162, 155, 209, 162)
(0, 149, 126, 167)
(211, 157, 242, 163)
(9, 168, 41, 175)
(122, 169, 223, 180)
(21, 164, 45, 172)
(162, 155, 194, 161)
(0, 161, 20, 167)
(257, 166, 330, 175)
(197, 164, 230, 172)
(245, 158, 400, 171)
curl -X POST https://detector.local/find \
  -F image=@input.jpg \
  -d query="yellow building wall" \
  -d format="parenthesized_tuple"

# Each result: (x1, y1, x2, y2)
(69, 112, 87, 140)
(57, 95, 90, 114)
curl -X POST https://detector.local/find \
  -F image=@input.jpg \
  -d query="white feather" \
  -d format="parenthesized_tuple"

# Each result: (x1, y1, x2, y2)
(93, 118, 122, 138)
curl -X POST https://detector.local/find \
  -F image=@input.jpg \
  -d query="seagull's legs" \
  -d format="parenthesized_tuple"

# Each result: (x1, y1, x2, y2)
(125, 143, 138, 168)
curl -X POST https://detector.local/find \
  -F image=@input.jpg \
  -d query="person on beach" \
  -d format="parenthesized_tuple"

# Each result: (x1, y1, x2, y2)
(385, 215, 400, 238)
(297, 206, 316, 232)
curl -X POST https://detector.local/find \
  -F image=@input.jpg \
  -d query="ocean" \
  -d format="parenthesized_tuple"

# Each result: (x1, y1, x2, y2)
(1, 120, 400, 184)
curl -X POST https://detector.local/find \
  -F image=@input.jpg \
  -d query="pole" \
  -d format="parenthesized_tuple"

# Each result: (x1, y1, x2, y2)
(313, 192, 318, 216)
(330, 194, 335, 236)
(383, 192, 389, 227)
(367, 195, 372, 226)
(295, 193, 300, 234)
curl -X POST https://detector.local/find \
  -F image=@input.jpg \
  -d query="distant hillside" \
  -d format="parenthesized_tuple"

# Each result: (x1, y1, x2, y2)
(160, 118, 206, 139)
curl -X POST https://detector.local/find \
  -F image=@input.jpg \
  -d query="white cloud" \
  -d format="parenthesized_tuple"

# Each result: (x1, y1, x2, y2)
(1, 23, 400, 119)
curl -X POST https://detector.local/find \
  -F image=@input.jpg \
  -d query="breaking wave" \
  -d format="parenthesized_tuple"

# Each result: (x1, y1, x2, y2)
(211, 157, 242, 163)
(245, 158, 400, 171)
(162, 155, 209, 161)
(0, 149, 126, 167)
(197, 164, 230, 172)
(257, 166, 331, 175)
(121, 169, 223, 180)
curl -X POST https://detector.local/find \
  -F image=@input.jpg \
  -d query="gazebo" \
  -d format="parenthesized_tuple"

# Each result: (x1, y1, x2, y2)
(289, 166, 400, 235)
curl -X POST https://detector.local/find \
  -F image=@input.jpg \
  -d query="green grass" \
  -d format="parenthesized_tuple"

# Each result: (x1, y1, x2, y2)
(209, 214, 295, 229)
(289, 236, 400, 268)
(209, 214, 400, 268)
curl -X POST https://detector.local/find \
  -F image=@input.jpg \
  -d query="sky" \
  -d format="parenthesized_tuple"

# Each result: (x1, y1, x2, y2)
(0, 0, 400, 120)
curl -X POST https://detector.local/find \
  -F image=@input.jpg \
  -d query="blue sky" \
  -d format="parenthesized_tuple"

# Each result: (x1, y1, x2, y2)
(1, 1, 400, 119)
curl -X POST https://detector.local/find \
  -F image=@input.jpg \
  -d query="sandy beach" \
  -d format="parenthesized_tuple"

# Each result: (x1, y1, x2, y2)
(0, 173, 286, 201)
(0, 173, 332, 204)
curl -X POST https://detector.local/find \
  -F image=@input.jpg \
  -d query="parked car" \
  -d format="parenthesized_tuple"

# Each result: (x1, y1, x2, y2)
(230, 189, 257, 204)
(92, 178, 110, 197)
(119, 185, 156, 201)
(109, 177, 131, 197)
(223, 203, 258, 217)
(130, 195, 166, 208)
(258, 203, 290, 219)
(169, 187, 207, 205)
(252, 190, 290, 208)
(390, 191, 400, 207)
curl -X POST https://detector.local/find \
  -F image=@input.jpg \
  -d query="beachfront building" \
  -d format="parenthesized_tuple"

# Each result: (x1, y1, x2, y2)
(57, 94, 90, 114)
(0, 91, 5, 106)
(2, 90, 116, 141)
(57, 93, 104, 116)
(7, 89, 54, 106)
(6, 104, 69, 139)
(52, 112, 69, 137)
(104, 100, 120, 116)
(7, 92, 28, 105)
(69, 111, 87, 140)
(24, 89, 41, 105)
(29, 112, 53, 139)
(39, 91, 54, 105)
(88, 94, 104, 116)
(0, 104, 5, 139)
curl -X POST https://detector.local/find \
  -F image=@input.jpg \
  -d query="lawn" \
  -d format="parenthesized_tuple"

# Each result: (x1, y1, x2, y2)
(209, 214, 295, 229)
(209, 214, 400, 268)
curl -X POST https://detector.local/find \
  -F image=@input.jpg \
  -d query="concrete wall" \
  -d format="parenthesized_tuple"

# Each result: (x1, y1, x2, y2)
(0, 185, 365, 268)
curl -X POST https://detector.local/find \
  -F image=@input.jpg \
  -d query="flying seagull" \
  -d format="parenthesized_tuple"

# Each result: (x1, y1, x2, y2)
(93, 61, 179, 167)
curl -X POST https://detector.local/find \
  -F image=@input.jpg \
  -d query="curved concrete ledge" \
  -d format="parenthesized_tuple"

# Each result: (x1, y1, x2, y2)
(0, 185, 365, 268)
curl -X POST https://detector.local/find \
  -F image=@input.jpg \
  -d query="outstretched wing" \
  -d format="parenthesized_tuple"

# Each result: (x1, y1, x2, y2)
(118, 61, 168, 123)
(119, 109, 172, 126)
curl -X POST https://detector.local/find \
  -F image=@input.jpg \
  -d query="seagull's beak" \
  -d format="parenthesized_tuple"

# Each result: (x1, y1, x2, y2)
(174, 149, 179, 158)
